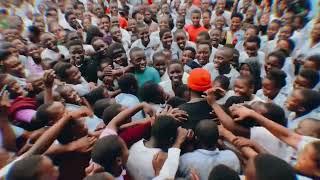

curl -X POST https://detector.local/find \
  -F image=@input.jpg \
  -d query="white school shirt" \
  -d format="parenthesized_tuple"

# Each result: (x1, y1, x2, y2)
(115, 93, 144, 121)
(203, 63, 240, 89)
(256, 89, 287, 107)
(287, 110, 320, 130)
(40, 45, 70, 61)
(126, 139, 161, 180)
(130, 37, 161, 62)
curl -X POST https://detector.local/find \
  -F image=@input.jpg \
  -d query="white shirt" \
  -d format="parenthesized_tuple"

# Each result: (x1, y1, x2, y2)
(130, 37, 161, 62)
(126, 139, 161, 180)
(203, 63, 240, 89)
(179, 149, 240, 179)
(40, 45, 70, 62)
(115, 93, 144, 121)
(256, 89, 287, 107)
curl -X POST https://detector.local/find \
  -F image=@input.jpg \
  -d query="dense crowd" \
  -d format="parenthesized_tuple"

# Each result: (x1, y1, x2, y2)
(0, 0, 319, 179)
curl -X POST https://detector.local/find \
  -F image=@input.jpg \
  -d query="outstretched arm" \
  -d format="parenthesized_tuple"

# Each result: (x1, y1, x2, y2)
(231, 105, 302, 149)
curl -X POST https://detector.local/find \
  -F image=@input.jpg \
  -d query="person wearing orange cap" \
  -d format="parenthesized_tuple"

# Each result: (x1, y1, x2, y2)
(178, 68, 216, 130)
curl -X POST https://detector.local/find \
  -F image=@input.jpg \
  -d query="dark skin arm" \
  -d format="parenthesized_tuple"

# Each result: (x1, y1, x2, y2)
(43, 70, 56, 103)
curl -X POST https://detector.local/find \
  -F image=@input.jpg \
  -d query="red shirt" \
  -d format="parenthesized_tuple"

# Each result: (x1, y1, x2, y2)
(185, 25, 208, 42)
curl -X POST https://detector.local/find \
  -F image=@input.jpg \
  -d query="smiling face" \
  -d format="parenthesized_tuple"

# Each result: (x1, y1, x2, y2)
(28, 44, 41, 63)
(231, 17, 241, 32)
(110, 26, 122, 42)
(40, 33, 58, 51)
(191, 12, 201, 27)
(3, 55, 26, 78)
(65, 65, 82, 84)
(278, 26, 293, 40)
(262, 78, 280, 100)
(137, 26, 150, 46)
(168, 63, 183, 86)
(210, 29, 222, 47)
(161, 32, 173, 50)
(100, 17, 110, 33)
(92, 39, 108, 56)
(196, 43, 211, 66)
(131, 50, 147, 72)
(233, 78, 253, 99)
(267, 22, 280, 40)
(59, 85, 82, 104)
(264, 55, 282, 74)
(245, 42, 259, 57)
(285, 89, 304, 112)
(175, 32, 187, 50)
(214, 48, 231, 69)
(69, 45, 85, 67)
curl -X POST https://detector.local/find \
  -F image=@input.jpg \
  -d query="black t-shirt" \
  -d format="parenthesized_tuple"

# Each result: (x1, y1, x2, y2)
(79, 58, 99, 83)
(178, 100, 216, 130)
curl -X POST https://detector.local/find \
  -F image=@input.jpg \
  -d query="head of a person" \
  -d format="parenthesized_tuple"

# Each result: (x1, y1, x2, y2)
(152, 51, 167, 77)
(49, 22, 66, 42)
(0, 49, 26, 78)
(0, 74, 27, 99)
(176, 16, 185, 29)
(11, 38, 27, 56)
(244, 25, 259, 41)
(93, 98, 116, 119)
(151, 115, 178, 150)
(7, 155, 59, 180)
(83, 172, 115, 180)
(118, 73, 138, 95)
(93, 4, 104, 18)
(53, 62, 82, 84)
(108, 43, 128, 67)
(311, 21, 320, 43)
(174, 30, 188, 50)
(244, 36, 260, 57)
(196, 31, 210, 44)
(262, 68, 286, 100)
(160, 3, 170, 14)
(202, 10, 212, 28)
(35, 101, 65, 127)
(158, 15, 170, 30)
(109, 2, 119, 16)
(245, 154, 296, 180)
(99, 15, 111, 33)
(239, 58, 261, 79)
(214, 16, 226, 30)
(143, 8, 152, 24)
(46, 8, 58, 22)
(97, 57, 114, 86)
(55, 85, 82, 105)
(140, 82, 166, 104)
(267, 19, 281, 40)
(208, 164, 240, 180)
(215, 0, 226, 13)
(91, 135, 129, 177)
(92, 37, 108, 57)
(196, 40, 211, 66)
(178, 4, 187, 16)
(285, 89, 320, 114)
(130, 47, 146, 72)
(251, 102, 287, 127)
(168, 60, 184, 86)
(214, 47, 233, 70)
(213, 75, 230, 92)
(293, 68, 319, 90)
(65, 11, 80, 30)
(295, 141, 320, 177)
(40, 33, 58, 51)
(303, 55, 320, 71)
(67, 39, 85, 67)
(278, 24, 294, 40)
(187, 68, 212, 97)
(233, 75, 254, 100)
(160, 28, 173, 50)
(281, 10, 295, 25)
(110, 26, 122, 43)
(181, 46, 196, 65)
(195, 120, 219, 149)
(210, 28, 222, 48)
(102, 103, 124, 125)
(295, 118, 320, 138)
(191, 9, 201, 27)
(231, 48, 240, 70)
(230, 13, 243, 32)
(264, 50, 286, 74)
(136, 23, 150, 46)
(245, 5, 257, 22)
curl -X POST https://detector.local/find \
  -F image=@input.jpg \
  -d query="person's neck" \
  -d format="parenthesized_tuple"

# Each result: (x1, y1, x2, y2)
(218, 64, 231, 75)
(189, 92, 203, 102)
(198, 144, 216, 151)
(212, 43, 219, 48)
(144, 137, 157, 148)
(141, 39, 150, 47)
(172, 81, 183, 91)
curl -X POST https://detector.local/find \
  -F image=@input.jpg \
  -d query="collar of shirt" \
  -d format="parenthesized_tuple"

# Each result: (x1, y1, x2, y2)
(195, 149, 220, 156)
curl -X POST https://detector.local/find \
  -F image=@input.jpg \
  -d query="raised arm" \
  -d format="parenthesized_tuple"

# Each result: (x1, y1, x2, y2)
(230, 105, 302, 149)
(43, 70, 56, 103)
(204, 88, 250, 137)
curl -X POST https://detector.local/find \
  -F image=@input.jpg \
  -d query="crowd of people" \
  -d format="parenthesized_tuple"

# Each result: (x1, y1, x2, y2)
(0, 0, 319, 179)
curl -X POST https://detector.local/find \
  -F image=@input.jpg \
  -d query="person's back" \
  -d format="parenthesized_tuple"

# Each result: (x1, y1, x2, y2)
(178, 120, 240, 179)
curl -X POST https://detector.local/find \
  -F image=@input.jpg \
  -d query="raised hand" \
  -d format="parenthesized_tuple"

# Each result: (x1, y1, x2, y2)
(159, 106, 188, 123)
(43, 69, 56, 88)
(229, 105, 254, 121)
(142, 102, 156, 117)
(203, 87, 226, 106)
(68, 106, 94, 120)
(70, 135, 97, 153)
(173, 127, 189, 148)
(232, 136, 254, 148)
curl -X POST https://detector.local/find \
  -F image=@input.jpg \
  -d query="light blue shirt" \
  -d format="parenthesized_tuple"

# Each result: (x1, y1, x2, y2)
(179, 149, 240, 180)
(115, 93, 144, 121)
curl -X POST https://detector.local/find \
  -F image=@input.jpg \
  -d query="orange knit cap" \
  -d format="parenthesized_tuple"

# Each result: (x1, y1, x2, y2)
(187, 68, 212, 92)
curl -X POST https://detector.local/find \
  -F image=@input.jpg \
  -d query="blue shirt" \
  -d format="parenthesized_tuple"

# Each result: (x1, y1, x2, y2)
(134, 67, 161, 87)
(179, 149, 240, 180)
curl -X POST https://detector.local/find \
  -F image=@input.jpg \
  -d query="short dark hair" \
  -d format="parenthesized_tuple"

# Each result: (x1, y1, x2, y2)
(246, 24, 259, 35)
(166, 97, 187, 108)
(214, 75, 230, 90)
(298, 89, 320, 112)
(305, 54, 320, 69)
(34, 102, 55, 129)
(7, 155, 43, 180)
(267, 50, 286, 68)
(67, 39, 83, 49)
(91, 135, 124, 173)
(203, 9, 212, 17)
(151, 115, 178, 149)
(191, 9, 201, 15)
(118, 73, 138, 94)
(53, 62, 73, 82)
(0, 48, 11, 61)
(231, 12, 243, 21)
(298, 68, 320, 89)
(195, 120, 219, 148)
(139, 82, 165, 104)
(102, 103, 122, 125)
(159, 28, 171, 40)
(93, 98, 115, 119)
(208, 164, 240, 180)
(152, 51, 165, 63)
(129, 47, 143, 59)
(46, 7, 57, 16)
(262, 102, 287, 127)
(266, 68, 287, 89)
(65, 11, 74, 22)
(254, 154, 296, 180)
(184, 46, 196, 59)
(244, 35, 261, 48)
